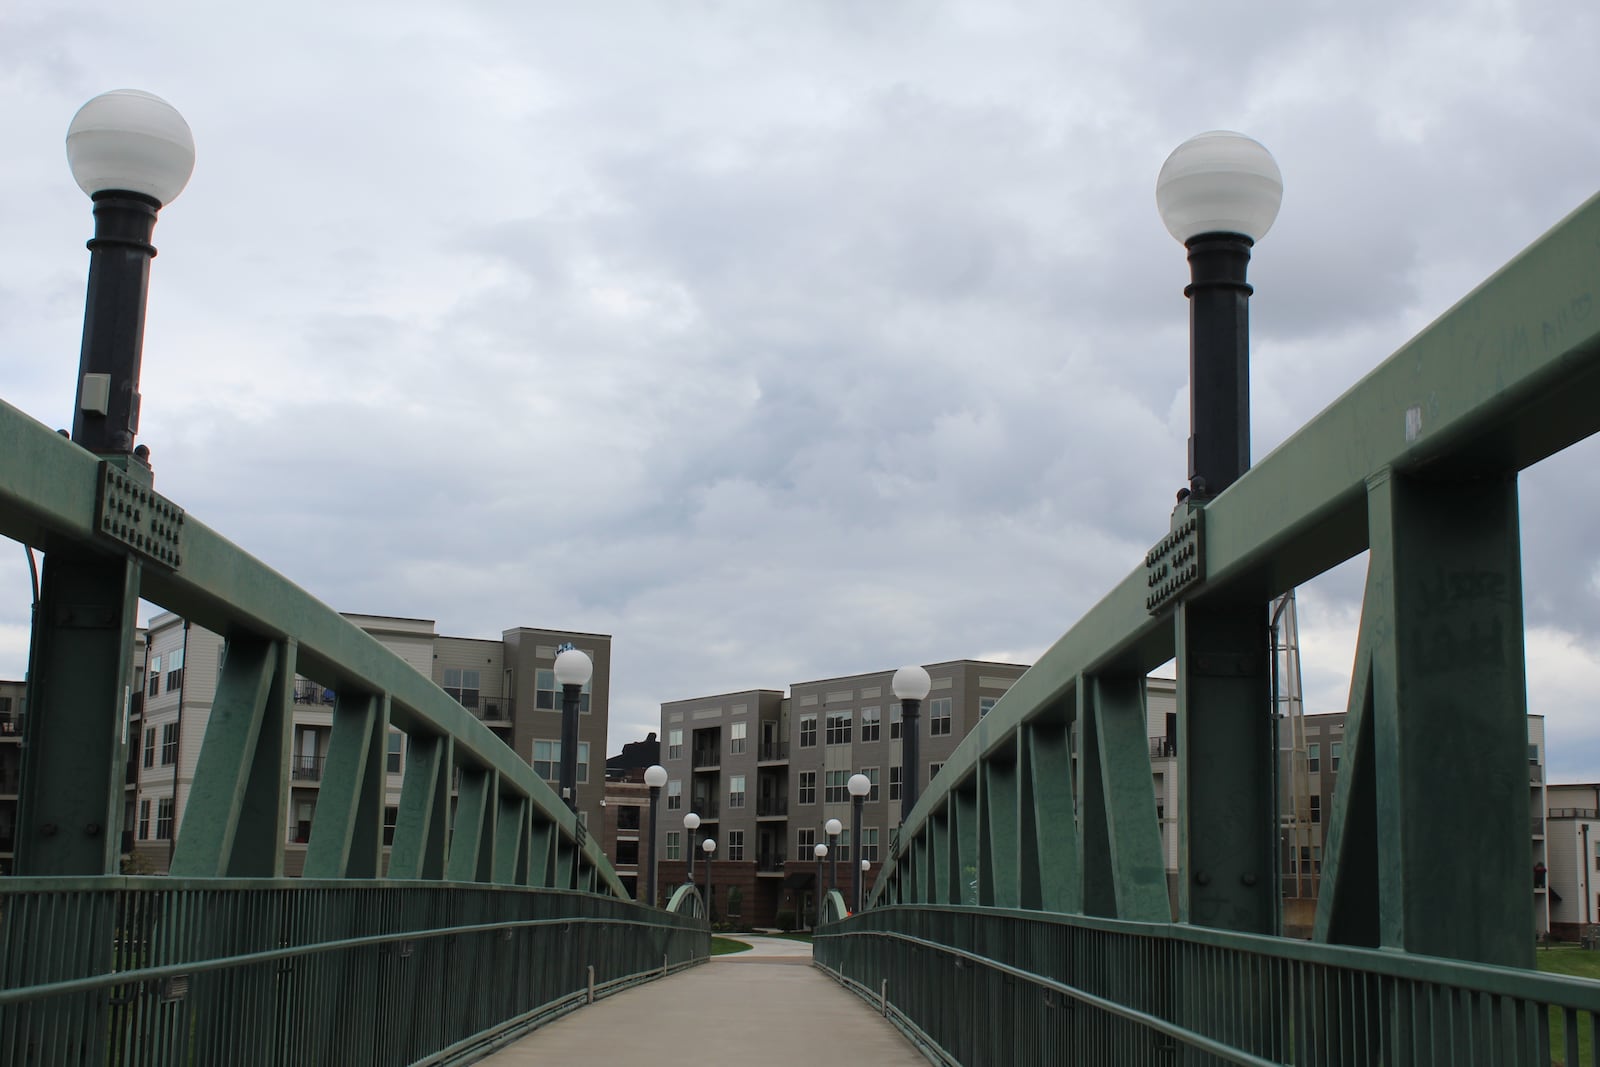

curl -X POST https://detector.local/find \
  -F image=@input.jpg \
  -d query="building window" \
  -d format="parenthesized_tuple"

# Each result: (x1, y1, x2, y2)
(138, 799, 151, 840)
(149, 656, 162, 696)
(1312, 846, 1322, 874)
(729, 775, 746, 809)
(155, 797, 174, 840)
(861, 828, 880, 863)
(383, 806, 398, 847)
(536, 667, 591, 713)
(1308, 744, 1321, 773)
(667, 779, 682, 810)
(730, 722, 747, 755)
(727, 830, 745, 861)
(1529, 743, 1540, 763)
(860, 706, 881, 742)
(863, 766, 880, 802)
(668, 729, 683, 761)
(799, 715, 817, 748)
(798, 828, 816, 854)
(835, 829, 851, 862)
(1310, 796, 1321, 824)
(143, 727, 156, 768)
(979, 696, 997, 718)
(826, 711, 852, 746)
(798, 771, 816, 805)
(166, 647, 185, 691)
(825, 770, 848, 804)
(0, 696, 9, 712)
(666, 831, 682, 860)
(387, 733, 403, 774)
(442, 668, 481, 709)
(531, 740, 589, 783)
(889, 766, 902, 801)
(1330, 742, 1342, 772)
(928, 762, 943, 784)
(890, 704, 902, 740)
(929, 698, 953, 737)
(161, 723, 178, 765)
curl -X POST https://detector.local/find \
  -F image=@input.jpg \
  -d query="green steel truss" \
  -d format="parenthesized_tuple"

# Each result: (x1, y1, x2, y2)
(824, 192, 1600, 1059)
(0, 328, 712, 1060)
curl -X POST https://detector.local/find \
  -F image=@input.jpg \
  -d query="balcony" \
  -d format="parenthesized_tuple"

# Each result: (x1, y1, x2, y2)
(1551, 807, 1600, 819)
(1531, 816, 1546, 837)
(757, 851, 787, 874)
(692, 748, 720, 770)
(1149, 736, 1176, 759)
(291, 755, 325, 783)
(478, 700, 510, 724)
(757, 795, 788, 818)
(0, 714, 22, 739)
(689, 797, 720, 819)
(758, 741, 789, 763)
(1530, 762, 1544, 783)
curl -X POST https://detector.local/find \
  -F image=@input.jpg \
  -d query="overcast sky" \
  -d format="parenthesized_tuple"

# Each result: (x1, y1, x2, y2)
(3, 1, 1599, 778)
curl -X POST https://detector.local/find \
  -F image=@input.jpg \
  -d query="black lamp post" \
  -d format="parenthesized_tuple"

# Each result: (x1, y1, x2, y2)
(813, 842, 828, 928)
(825, 818, 841, 901)
(65, 89, 195, 458)
(892, 666, 931, 822)
(553, 648, 592, 814)
(1155, 130, 1283, 500)
(702, 837, 716, 920)
(847, 773, 871, 914)
(644, 764, 667, 906)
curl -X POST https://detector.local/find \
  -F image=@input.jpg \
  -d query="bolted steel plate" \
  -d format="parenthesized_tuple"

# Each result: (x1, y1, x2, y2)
(94, 462, 183, 569)
(1145, 511, 1203, 614)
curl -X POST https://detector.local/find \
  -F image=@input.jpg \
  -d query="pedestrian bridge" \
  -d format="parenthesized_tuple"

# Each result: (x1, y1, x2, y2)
(5, 125, 1600, 1063)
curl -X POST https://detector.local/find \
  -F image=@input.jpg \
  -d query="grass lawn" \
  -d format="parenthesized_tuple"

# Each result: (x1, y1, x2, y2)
(1538, 945, 1600, 1064)
(711, 937, 752, 955)
(765, 931, 813, 943)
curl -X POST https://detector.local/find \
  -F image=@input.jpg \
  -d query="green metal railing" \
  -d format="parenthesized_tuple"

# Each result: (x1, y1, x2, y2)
(818, 906, 1600, 1066)
(0, 877, 707, 1065)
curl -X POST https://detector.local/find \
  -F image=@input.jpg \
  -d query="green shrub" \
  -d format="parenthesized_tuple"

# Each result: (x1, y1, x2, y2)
(775, 908, 796, 933)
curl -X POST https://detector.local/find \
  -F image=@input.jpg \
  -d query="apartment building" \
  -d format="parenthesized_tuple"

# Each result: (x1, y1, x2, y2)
(128, 612, 610, 874)
(1545, 782, 1599, 940)
(655, 660, 1031, 928)
(0, 678, 25, 874)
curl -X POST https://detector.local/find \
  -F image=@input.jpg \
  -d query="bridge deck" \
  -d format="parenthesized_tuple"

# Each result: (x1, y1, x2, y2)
(478, 937, 927, 1065)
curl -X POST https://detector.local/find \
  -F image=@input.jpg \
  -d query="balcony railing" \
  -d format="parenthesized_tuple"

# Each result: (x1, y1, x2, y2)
(291, 755, 325, 782)
(1531, 762, 1544, 782)
(757, 851, 788, 872)
(1531, 816, 1546, 836)
(1551, 807, 1600, 819)
(692, 748, 720, 769)
(0, 714, 22, 738)
(1149, 736, 1177, 758)
(757, 795, 788, 817)
(689, 797, 719, 819)
(759, 741, 789, 762)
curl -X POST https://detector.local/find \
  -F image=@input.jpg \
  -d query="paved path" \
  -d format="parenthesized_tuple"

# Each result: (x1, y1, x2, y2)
(474, 936, 928, 1065)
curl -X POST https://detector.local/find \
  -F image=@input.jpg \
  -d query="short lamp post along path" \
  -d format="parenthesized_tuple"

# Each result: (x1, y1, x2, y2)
(644, 764, 667, 907)
(813, 842, 829, 928)
(847, 773, 872, 914)
(684, 811, 701, 887)
(892, 665, 931, 822)
(1156, 131, 1283, 936)
(825, 818, 842, 900)
(553, 648, 593, 814)
(702, 837, 716, 920)
(17, 90, 194, 878)
(1155, 130, 1282, 500)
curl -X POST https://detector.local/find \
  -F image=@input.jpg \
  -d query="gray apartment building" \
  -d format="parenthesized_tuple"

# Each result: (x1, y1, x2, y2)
(655, 660, 1029, 927)
(128, 612, 611, 875)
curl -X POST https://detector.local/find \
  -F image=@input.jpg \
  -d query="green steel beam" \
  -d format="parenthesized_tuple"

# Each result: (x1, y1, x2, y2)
(1365, 469, 1533, 967)
(448, 766, 490, 883)
(169, 636, 279, 876)
(1078, 675, 1168, 922)
(493, 794, 525, 885)
(303, 692, 386, 879)
(14, 547, 141, 876)
(981, 746, 1021, 909)
(1022, 720, 1080, 912)
(953, 784, 979, 907)
(388, 732, 452, 879)
(1176, 600, 1274, 932)
(528, 813, 554, 888)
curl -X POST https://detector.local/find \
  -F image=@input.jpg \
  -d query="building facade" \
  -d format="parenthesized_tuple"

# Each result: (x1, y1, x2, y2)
(655, 661, 1030, 928)
(128, 613, 610, 874)
(0, 678, 25, 874)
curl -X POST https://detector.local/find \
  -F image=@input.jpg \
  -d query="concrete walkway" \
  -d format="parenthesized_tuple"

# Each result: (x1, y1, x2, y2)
(474, 936, 928, 1065)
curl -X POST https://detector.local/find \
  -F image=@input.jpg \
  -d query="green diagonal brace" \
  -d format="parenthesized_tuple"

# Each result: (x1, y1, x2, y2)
(389, 733, 451, 880)
(303, 692, 387, 879)
(448, 767, 490, 882)
(1023, 719, 1081, 912)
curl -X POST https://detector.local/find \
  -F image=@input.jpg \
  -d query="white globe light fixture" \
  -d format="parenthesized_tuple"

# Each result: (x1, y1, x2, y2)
(643, 764, 668, 907)
(644, 764, 668, 789)
(683, 812, 700, 831)
(825, 818, 842, 837)
(553, 648, 593, 687)
(684, 810, 702, 886)
(847, 773, 872, 798)
(861, 859, 870, 871)
(1156, 130, 1282, 502)
(1155, 131, 1282, 245)
(846, 773, 872, 913)
(814, 843, 828, 859)
(67, 89, 195, 205)
(702, 838, 716, 855)
(891, 665, 932, 702)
